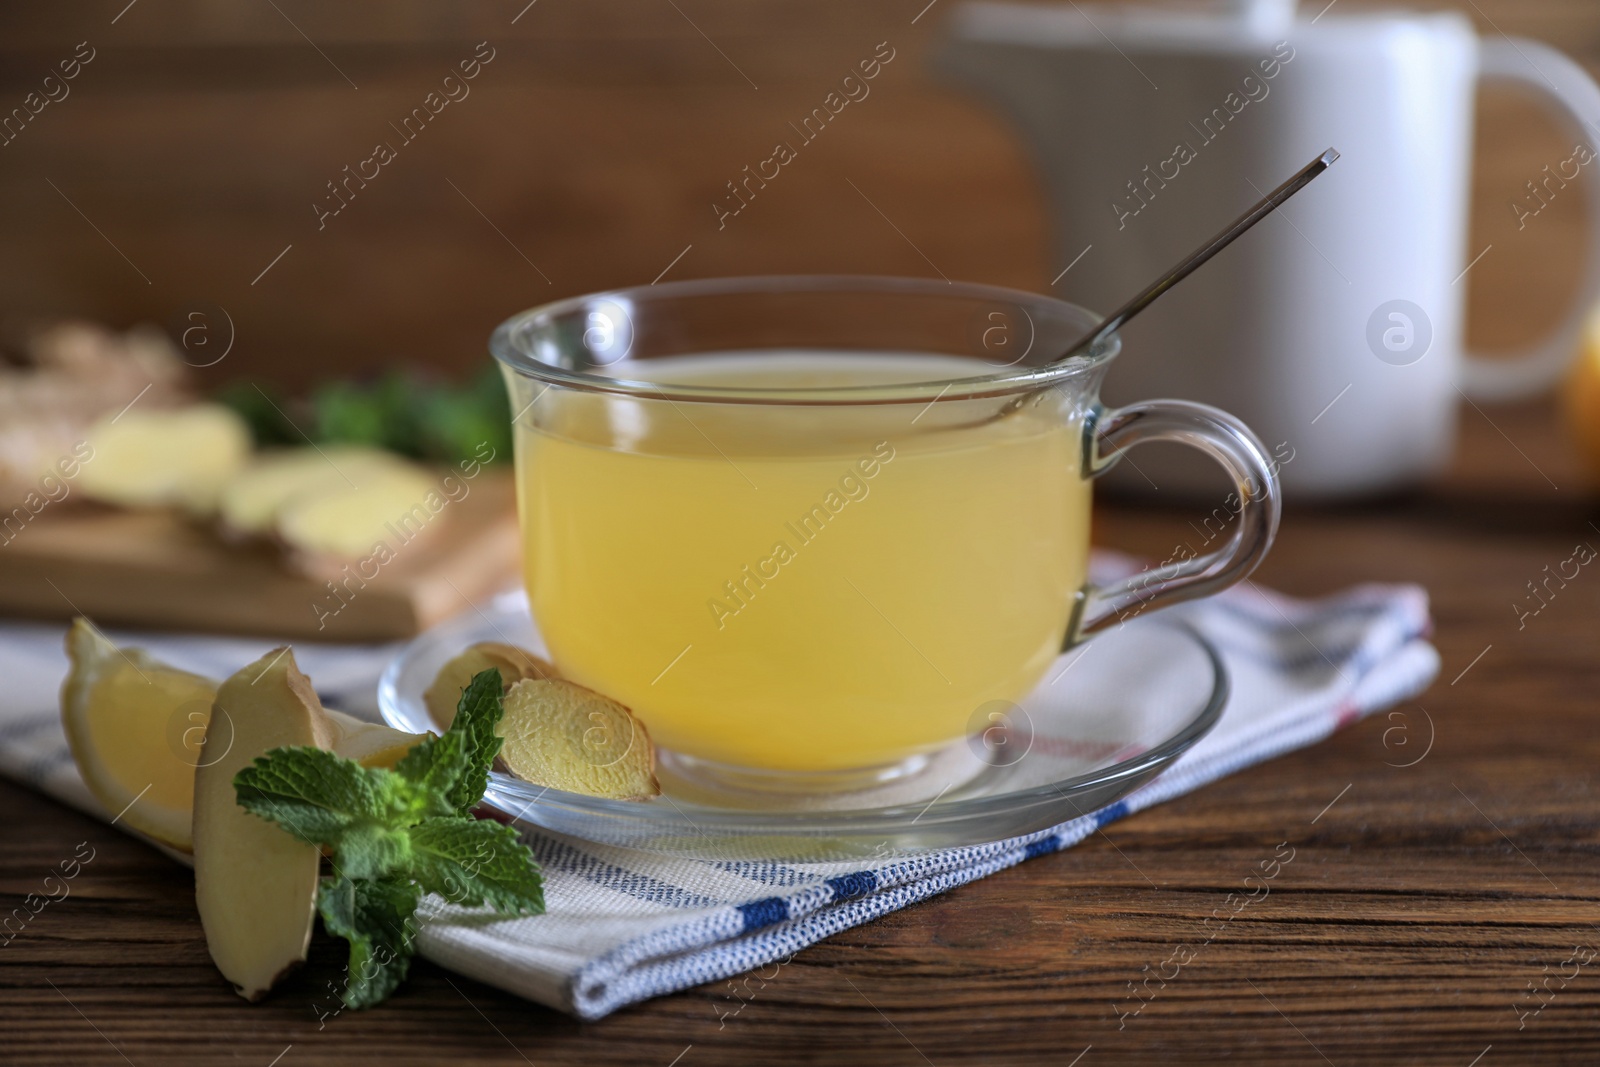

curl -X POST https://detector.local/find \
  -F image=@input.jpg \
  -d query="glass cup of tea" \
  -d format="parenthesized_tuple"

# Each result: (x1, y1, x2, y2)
(492, 276, 1279, 791)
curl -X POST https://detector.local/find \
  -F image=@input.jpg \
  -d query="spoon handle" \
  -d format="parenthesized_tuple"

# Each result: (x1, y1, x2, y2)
(1078, 147, 1340, 354)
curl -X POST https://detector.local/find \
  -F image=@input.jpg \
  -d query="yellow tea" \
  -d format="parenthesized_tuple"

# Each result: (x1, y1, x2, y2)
(514, 353, 1092, 772)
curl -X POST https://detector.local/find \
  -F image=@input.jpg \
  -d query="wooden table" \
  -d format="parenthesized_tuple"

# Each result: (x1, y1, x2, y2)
(3, 398, 1596, 1066)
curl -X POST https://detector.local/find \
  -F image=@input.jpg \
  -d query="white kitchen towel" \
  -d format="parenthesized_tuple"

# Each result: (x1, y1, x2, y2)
(0, 557, 1437, 1019)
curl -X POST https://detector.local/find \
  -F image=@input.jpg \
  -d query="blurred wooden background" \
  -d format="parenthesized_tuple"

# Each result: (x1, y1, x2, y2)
(0, 0, 1595, 392)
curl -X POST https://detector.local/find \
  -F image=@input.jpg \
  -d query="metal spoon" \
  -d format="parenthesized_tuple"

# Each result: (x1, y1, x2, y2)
(1066, 146, 1340, 361)
(962, 148, 1337, 428)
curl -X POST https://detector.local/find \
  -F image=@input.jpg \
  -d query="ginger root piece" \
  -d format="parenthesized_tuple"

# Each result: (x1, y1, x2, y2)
(218, 446, 416, 539)
(0, 321, 193, 509)
(498, 679, 659, 800)
(424, 642, 558, 731)
(193, 648, 337, 1002)
(77, 403, 251, 514)
(32, 321, 189, 396)
(60, 618, 218, 851)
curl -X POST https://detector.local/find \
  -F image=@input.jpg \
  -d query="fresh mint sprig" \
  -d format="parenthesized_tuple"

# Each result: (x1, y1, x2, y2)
(234, 669, 543, 1009)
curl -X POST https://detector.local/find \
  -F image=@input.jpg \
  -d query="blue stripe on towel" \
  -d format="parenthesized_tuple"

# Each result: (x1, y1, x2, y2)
(825, 870, 878, 901)
(712, 860, 819, 887)
(529, 838, 722, 909)
(1023, 837, 1058, 860)
(737, 897, 789, 932)
(24, 744, 73, 785)
(1094, 801, 1130, 827)
(0, 712, 57, 747)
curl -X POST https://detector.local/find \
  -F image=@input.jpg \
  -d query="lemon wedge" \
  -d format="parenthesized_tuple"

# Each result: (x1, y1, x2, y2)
(424, 641, 558, 730)
(60, 618, 217, 850)
(498, 678, 659, 800)
(60, 618, 427, 852)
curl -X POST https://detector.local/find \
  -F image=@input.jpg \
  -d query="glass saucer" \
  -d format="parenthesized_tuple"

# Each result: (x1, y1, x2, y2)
(377, 591, 1227, 861)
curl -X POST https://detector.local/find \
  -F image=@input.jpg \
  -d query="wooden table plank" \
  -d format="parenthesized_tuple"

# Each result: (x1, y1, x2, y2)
(4, 399, 1597, 1065)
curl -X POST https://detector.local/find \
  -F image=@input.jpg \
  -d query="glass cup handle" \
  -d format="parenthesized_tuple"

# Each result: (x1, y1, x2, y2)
(1070, 399, 1283, 644)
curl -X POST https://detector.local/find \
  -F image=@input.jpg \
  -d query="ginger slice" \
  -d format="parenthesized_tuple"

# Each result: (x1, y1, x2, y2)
(498, 678, 659, 800)
(193, 648, 335, 1002)
(424, 642, 557, 731)
(218, 446, 415, 538)
(77, 403, 251, 514)
(274, 464, 439, 562)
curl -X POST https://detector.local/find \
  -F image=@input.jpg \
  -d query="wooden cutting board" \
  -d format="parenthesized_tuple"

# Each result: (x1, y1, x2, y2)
(0, 472, 521, 641)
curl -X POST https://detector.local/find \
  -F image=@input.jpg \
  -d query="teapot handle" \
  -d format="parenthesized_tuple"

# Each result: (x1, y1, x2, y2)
(1461, 37, 1600, 401)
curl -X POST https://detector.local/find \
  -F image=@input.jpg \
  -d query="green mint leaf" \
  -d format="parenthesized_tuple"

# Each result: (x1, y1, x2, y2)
(234, 745, 443, 881)
(393, 729, 470, 809)
(311, 373, 430, 459)
(443, 668, 506, 814)
(229, 666, 544, 1012)
(326, 823, 414, 883)
(216, 381, 301, 447)
(407, 815, 545, 914)
(234, 745, 397, 839)
(318, 876, 421, 1010)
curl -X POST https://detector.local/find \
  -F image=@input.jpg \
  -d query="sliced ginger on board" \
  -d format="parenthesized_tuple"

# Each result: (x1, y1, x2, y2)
(217, 446, 416, 537)
(275, 466, 440, 564)
(76, 403, 252, 514)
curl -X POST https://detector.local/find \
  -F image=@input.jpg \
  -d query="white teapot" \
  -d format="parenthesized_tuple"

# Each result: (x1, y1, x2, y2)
(938, 0, 1600, 498)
